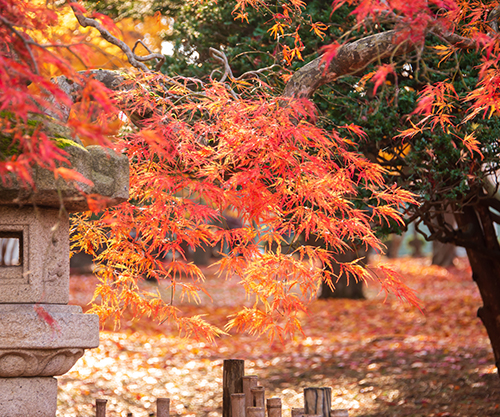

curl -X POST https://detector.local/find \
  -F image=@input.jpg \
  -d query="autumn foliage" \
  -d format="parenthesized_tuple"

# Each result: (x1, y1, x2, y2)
(4, 0, 500, 348)
(70, 75, 416, 341)
(58, 258, 500, 417)
(0, 0, 115, 183)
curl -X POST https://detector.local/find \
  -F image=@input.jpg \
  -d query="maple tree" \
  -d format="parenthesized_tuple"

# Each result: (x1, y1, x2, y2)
(151, 0, 500, 375)
(2, 0, 500, 378)
(0, 0, 416, 342)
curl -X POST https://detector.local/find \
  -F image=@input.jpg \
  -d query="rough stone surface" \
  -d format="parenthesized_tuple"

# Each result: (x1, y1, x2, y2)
(0, 304, 99, 349)
(0, 144, 129, 212)
(0, 377, 57, 417)
(0, 206, 70, 304)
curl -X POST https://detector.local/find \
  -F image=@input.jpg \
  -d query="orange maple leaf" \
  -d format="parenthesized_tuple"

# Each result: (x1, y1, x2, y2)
(54, 167, 94, 187)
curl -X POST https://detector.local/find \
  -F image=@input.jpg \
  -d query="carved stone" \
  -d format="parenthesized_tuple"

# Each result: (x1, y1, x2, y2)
(0, 348, 84, 377)
(0, 141, 128, 416)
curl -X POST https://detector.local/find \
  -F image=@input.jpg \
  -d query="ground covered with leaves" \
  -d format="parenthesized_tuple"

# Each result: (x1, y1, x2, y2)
(58, 257, 500, 417)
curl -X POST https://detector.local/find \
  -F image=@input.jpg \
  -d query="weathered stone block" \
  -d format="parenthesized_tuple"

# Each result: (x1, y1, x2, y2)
(0, 377, 57, 417)
(0, 144, 129, 212)
(0, 304, 99, 349)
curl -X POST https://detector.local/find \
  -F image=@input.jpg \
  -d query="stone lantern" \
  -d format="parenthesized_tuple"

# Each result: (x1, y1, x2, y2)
(0, 144, 129, 416)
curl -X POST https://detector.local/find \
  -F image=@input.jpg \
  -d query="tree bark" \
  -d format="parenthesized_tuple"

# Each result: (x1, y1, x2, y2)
(283, 30, 406, 98)
(282, 26, 474, 99)
(454, 205, 500, 376)
(432, 240, 456, 267)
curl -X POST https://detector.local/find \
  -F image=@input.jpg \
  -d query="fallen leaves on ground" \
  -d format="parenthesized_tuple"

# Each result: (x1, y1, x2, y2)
(58, 257, 500, 417)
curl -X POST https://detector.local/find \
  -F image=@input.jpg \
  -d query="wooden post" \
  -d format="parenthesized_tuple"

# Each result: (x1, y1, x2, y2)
(251, 386, 265, 408)
(157, 398, 170, 417)
(304, 388, 331, 417)
(96, 399, 107, 417)
(243, 375, 258, 409)
(247, 407, 265, 417)
(291, 408, 305, 417)
(330, 411, 348, 417)
(266, 397, 282, 417)
(232, 393, 246, 417)
(223, 359, 245, 417)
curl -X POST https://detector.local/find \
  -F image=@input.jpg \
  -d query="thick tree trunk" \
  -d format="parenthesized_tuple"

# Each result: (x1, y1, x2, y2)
(432, 212, 456, 267)
(432, 240, 456, 267)
(454, 205, 500, 375)
(318, 247, 368, 300)
(385, 233, 404, 259)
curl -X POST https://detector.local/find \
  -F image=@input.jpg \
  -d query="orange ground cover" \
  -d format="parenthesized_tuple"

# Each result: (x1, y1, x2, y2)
(58, 257, 500, 417)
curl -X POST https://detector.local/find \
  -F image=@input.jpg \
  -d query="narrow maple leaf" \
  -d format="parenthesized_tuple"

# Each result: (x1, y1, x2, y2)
(319, 42, 340, 73)
(34, 304, 61, 334)
(460, 132, 484, 160)
(372, 64, 395, 95)
(54, 167, 94, 187)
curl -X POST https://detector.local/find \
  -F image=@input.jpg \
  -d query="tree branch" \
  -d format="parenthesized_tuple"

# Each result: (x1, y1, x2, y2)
(488, 5, 500, 33)
(209, 47, 234, 83)
(283, 24, 478, 98)
(71, 5, 161, 72)
(283, 30, 411, 98)
(0, 15, 39, 74)
(132, 40, 165, 71)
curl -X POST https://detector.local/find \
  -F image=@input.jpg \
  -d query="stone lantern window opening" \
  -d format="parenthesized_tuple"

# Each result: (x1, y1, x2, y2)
(0, 230, 22, 266)
(0, 224, 29, 286)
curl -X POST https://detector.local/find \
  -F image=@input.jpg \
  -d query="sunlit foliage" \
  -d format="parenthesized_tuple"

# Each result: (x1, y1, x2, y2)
(4, 0, 500, 344)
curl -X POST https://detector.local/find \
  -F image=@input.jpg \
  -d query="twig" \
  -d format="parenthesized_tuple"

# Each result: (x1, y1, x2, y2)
(70, 5, 163, 72)
(209, 47, 234, 82)
(0, 15, 39, 74)
(132, 39, 166, 71)
(235, 64, 281, 81)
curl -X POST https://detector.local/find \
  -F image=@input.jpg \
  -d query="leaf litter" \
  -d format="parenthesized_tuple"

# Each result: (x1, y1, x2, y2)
(58, 256, 500, 416)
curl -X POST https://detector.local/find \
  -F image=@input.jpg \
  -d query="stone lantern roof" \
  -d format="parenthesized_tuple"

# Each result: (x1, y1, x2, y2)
(0, 143, 129, 212)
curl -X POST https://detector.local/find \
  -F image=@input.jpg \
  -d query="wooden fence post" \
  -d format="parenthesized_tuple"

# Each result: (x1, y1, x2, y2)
(96, 399, 107, 417)
(232, 393, 246, 417)
(157, 398, 170, 417)
(247, 407, 265, 417)
(243, 375, 259, 409)
(291, 408, 305, 417)
(223, 359, 245, 417)
(251, 386, 265, 408)
(330, 410, 349, 417)
(303, 388, 331, 417)
(266, 397, 282, 417)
